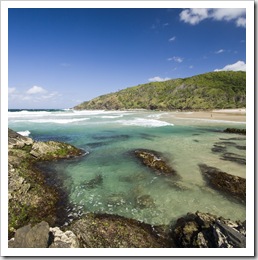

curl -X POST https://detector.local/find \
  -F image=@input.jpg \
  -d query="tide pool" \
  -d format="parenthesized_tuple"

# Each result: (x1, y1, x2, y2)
(8, 109, 246, 225)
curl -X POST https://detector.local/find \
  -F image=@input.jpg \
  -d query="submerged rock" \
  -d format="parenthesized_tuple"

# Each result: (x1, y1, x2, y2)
(220, 152, 246, 165)
(68, 213, 172, 248)
(171, 211, 246, 248)
(199, 164, 245, 203)
(135, 195, 155, 209)
(82, 174, 103, 189)
(224, 128, 246, 135)
(211, 145, 227, 153)
(134, 149, 177, 177)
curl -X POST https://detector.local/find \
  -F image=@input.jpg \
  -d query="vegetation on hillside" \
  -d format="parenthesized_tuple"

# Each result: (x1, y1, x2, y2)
(74, 71, 246, 111)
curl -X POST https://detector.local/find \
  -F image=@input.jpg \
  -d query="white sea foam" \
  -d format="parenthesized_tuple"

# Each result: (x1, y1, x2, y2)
(147, 113, 168, 119)
(8, 111, 50, 118)
(116, 118, 173, 127)
(100, 115, 124, 119)
(17, 130, 31, 136)
(27, 118, 90, 124)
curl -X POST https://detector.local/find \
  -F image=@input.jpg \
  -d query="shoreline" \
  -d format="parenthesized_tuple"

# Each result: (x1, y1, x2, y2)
(163, 109, 246, 123)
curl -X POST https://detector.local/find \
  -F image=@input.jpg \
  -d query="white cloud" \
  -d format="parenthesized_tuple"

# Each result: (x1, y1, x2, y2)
(212, 8, 245, 21)
(26, 86, 47, 95)
(167, 56, 183, 63)
(179, 8, 246, 27)
(189, 65, 194, 69)
(8, 85, 63, 108)
(214, 60, 246, 72)
(169, 36, 176, 42)
(148, 76, 171, 82)
(179, 8, 210, 25)
(236, 17, 246, 27)
(215, 49, 225, 54)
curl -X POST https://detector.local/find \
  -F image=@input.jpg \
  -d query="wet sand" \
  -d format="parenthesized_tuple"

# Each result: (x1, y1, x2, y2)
(173, 109, 245, 122)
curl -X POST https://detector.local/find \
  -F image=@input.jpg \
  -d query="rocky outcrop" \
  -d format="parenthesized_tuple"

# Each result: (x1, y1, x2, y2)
(9, 212, 246, 248)
(30, 140, 85, 160)
(8, 221, 79, 248)
(68, 213, 173, 248)
(171, 211, 246, 248)
(223, 128, 246, 135)
(8, 128, 86, 238)
(8, 221, 50, 248)
(134, 149, 178, 177)
(199, 164, 245, 203)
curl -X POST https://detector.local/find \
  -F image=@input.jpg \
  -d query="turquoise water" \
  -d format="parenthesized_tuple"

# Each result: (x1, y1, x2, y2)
(8, 109, 246, 225)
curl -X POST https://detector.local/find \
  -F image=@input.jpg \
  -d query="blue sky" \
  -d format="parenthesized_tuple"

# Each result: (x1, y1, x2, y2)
(8, 8, 246, 109)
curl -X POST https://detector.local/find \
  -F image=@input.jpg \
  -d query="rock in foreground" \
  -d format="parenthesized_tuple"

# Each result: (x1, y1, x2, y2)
(68, 213, 172, 248)
(199, 164, 245, 203)
(171, 211, 246, 248)
(8, 221, 79, 248)
(8, 128, 86, 238)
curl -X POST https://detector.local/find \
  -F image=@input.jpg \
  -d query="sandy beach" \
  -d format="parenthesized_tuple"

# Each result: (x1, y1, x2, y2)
(170, 108, 246, 123)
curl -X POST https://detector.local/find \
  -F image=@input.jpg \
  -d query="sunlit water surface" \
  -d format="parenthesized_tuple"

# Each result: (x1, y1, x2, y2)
(8, 109, 246, 225)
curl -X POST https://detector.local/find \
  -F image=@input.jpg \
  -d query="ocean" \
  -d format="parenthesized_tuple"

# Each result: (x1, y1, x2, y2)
(8, 109, 246, 226)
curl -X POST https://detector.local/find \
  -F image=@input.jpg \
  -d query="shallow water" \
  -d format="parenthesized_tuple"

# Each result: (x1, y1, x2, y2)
(8, 109, 246, 225)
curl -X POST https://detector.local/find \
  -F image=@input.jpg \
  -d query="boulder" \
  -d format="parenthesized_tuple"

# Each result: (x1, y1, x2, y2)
(9, 221, 50, 248)
(8, 128, 33, 149)
(8, 128, 88, 238)
(49, 227, 79, 248)
(134, 149, 177, 177)
(30, 141, 86, 160)
(8, 222, 79, 248)
(171, 212, 246, 248)
(199, 164, 245, 203)
(68, 213, 172, 248)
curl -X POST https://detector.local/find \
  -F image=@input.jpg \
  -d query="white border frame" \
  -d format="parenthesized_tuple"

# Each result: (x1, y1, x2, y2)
(1, 1, 254, 257)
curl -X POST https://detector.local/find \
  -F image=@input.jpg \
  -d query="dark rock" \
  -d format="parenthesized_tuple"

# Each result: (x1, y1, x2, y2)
(211, 145, 227, 153)
(68, 213, 172, 248)
(219, 137, 246, 141)
(92, 134, 130, 141)
(220, 152, 246, 165)
(105, 193, 126, 207)
(9, 221, 50, 248)
(171, 212, 246, 248)
(82, 174, 103, 189)
(134, 149, 177, 177)
(224, 128, 246, 135)
(199, 164, 245, 203)
(86, 141, 110, 148)
(235, 145, 246, 150)
(215, 141, 237, 146)
(135, 195, 155, 209)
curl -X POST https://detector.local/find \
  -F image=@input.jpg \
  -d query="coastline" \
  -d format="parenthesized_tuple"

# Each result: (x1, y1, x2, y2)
(161, 109, 246, 123)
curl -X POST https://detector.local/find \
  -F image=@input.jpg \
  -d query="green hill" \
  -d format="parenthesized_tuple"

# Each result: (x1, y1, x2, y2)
(74, 71, 246, 111)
